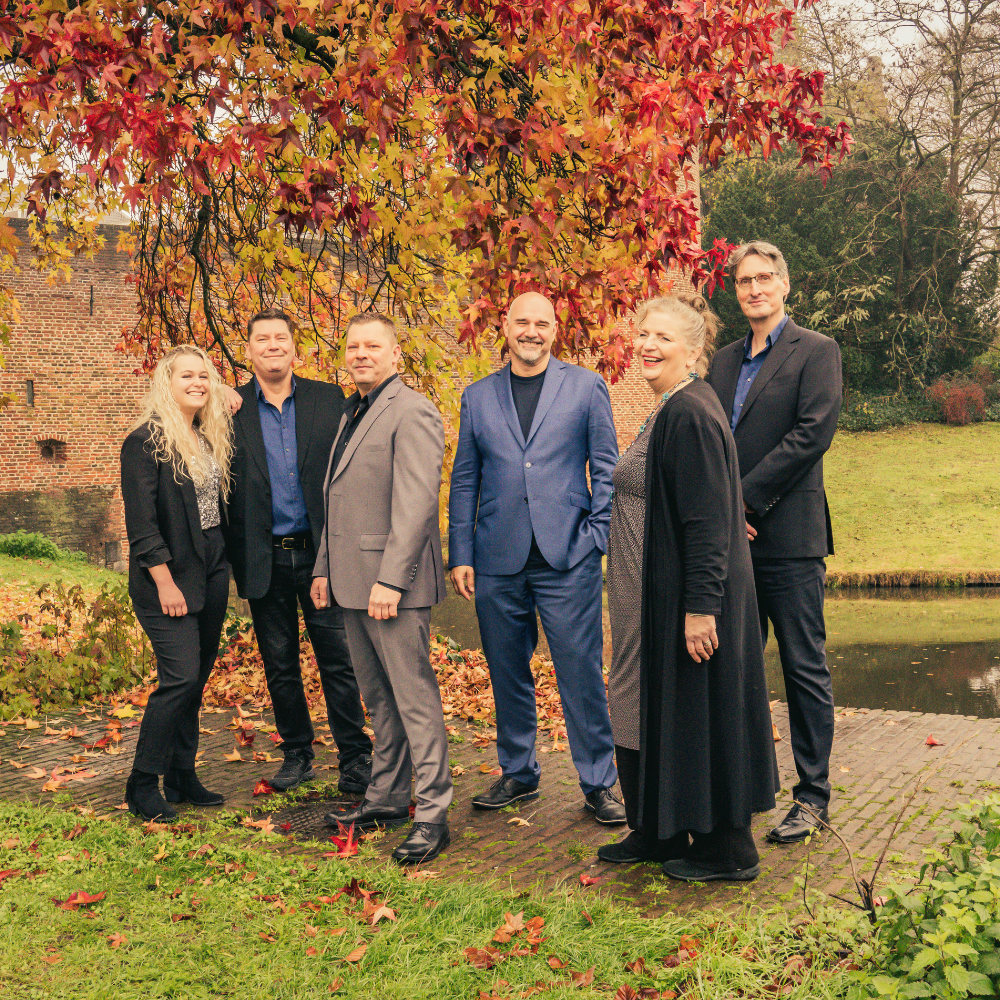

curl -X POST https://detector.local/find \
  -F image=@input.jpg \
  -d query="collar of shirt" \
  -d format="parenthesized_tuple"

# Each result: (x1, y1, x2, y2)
(742, 315, 789, 360)
(253, 374, 297, 404)
(348, 372, 398, 418)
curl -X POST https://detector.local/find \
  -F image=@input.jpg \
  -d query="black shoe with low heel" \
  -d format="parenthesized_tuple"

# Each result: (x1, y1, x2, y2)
(125, 771, 177, 822)
(163, 768, 225, 807)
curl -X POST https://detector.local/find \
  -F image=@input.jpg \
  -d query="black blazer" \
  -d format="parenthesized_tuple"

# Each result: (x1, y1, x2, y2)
(121, 423, 222, 614)
(705, 319, 842, 559)
(225, 376, 347, 600)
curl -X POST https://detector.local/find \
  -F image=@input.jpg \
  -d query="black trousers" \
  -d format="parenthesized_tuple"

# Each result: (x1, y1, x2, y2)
(133, 526, 230, 774)
(248, 544, 370, 768)
(753, 556, 834, 808)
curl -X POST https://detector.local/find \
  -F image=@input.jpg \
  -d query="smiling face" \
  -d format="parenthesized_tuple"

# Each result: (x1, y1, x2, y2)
(170, 354, 212, 418)
(503, 292, 557, 373)
(344, 320, 401, 395)
(633, 311, 700, 395)
(734, 253, 790, 329)
(247, 318, 295, 382)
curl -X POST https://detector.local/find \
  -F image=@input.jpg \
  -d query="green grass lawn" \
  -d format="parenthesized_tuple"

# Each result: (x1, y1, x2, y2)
(0, 552, 121, 597)
(826, 423, 1000, 575)
(0, 804, 862, 1000)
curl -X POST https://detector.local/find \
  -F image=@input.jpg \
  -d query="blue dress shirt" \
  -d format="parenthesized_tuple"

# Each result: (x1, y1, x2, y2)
(255, 377, 310, 536)
(730, 316, 789, 431)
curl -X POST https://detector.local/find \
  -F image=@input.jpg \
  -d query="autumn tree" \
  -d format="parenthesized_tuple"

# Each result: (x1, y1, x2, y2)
(0, 0, 850, 409)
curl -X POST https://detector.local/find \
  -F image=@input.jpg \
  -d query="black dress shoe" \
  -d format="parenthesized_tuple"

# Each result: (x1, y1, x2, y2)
(125, 771, 177, 822)
(338, 753, 372, 796)
(662, 858, 760, 882)
(597, 830, 689, 863)
(584, 788, 627, 825)
(324, 802, 409, 831)
(163, 767, 224, 806)
(766, 803, 829, 844)
(269, 749, 315, 791)
(392, 823, 450, 864)
(472, 776, 540, 810)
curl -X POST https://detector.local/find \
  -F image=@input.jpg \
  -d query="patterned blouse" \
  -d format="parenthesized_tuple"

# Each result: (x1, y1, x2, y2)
(193, 435, 222, 530)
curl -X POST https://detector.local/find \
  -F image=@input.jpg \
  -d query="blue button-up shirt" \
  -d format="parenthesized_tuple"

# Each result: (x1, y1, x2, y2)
(255, 377, 310, 536)
(730, 316, 789, 431)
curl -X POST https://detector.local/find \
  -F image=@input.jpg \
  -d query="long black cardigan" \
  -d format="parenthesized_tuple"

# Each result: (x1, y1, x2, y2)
(637, 378, 779, 838)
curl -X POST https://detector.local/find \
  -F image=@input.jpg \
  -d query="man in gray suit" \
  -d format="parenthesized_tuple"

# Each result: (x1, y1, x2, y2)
(310, 312, 452, 864)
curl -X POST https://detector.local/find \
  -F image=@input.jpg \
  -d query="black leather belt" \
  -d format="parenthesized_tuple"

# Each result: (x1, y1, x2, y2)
(272, 534, 311, 550)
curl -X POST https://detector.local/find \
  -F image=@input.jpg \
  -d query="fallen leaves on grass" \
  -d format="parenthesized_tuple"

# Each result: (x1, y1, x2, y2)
(342, 944, 367, 964)
(465, 946, 505, 970)
(241, 816, 276, 835)
(326, 822, 361, 859)
(107, 933, 127, 949)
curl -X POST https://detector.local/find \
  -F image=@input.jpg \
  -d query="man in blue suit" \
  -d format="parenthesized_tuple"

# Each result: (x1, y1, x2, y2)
(449, 291, 625, 824)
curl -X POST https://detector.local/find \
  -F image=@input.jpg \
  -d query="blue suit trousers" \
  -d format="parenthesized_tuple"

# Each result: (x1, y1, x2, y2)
(474, 547, 618, 794)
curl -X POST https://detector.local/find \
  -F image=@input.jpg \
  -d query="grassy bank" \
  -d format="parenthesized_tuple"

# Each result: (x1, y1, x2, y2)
(0, 552, 120, 597)
(0, 803, 862, 1000)
(825, 423, 1000, 578)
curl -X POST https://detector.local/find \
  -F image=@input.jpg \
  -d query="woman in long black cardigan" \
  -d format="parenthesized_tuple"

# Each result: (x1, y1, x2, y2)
(603, 294, 779, 881)
(121, 344, 233, 821)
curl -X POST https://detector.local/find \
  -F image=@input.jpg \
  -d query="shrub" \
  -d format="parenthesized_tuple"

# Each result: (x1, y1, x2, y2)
(0, 529, 87, 562)
(0, 581, 151, 719)
(927, 376, 987, 426)
(851, 796, 1000, 1000)
(839, 395, 935, 432)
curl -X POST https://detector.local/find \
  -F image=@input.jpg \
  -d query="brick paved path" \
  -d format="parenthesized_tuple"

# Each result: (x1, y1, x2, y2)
(2, 702, 996, 911)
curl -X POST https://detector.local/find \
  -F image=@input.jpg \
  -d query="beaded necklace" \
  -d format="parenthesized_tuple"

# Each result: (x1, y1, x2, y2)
(621, 370, 699, 458)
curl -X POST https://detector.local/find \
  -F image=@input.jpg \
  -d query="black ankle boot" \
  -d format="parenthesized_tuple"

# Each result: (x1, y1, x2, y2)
(125, 770, 177, 821)
(163, 767, 225, 807)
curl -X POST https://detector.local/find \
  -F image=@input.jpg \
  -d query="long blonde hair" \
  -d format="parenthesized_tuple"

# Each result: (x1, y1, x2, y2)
(131, 345, 233, 497)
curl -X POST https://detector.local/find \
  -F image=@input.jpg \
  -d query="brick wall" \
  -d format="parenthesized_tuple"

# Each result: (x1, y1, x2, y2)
(0, 220, 145, 566)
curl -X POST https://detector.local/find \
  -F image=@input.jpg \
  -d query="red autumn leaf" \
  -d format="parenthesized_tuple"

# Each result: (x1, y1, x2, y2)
(579, 873, 600, 887)
(327, 822, 361, 858)
(548, 955, 568, 969)
(236, 728, 256, 747)
(614, 987, 640, 1000)
(464, 945, 504, 970)
(107, 932, 127, 949)
(625, 957, 646, 973)
(926, 735, 944, 746)
(0, 869, 21, 885)
(269, 732, 282, 744)
(52, 889, 106, 911)
(570, 967, 595, 987)
(252, 778, 274, 797)
(279, 822, 292, 832)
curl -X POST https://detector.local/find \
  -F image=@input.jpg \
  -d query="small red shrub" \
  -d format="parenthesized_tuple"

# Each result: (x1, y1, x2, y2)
(926, 377, 986, 426)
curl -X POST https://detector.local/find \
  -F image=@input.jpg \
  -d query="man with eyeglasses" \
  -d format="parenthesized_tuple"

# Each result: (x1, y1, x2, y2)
(705, 240, 842, 847)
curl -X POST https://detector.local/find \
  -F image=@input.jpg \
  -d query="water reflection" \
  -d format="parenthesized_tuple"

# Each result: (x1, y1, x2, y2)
(432, 585, 1000, 718)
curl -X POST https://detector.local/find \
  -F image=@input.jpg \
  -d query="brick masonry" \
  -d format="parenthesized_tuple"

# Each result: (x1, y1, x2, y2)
(0, 220, 142, 566)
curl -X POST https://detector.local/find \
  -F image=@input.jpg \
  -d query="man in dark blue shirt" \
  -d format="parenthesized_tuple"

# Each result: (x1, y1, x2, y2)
(225, 307, 371, 794)
(706, 241, 842, 848)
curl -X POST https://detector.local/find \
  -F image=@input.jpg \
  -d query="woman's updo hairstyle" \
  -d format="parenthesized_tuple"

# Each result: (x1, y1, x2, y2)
(634, 293, 720, 377)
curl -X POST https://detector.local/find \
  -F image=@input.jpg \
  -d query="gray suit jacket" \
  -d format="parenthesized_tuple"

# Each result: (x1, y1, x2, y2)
(313, 378, 446, 610)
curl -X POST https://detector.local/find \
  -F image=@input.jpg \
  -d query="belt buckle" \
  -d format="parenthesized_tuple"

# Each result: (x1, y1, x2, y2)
(281, 537, 297, 550)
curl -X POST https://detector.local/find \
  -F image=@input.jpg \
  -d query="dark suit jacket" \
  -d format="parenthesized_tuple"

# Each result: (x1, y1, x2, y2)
(705, 319, 842, 559)
(225, 376, 347, 600)
(121, 423, 223, 614)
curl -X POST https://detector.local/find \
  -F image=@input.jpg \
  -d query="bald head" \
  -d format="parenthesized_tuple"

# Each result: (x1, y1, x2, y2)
(504, 291, 557, 376)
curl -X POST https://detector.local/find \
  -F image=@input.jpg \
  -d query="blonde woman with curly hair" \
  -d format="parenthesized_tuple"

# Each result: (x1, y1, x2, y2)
(599, 294, 779, 881)
(120, 345, 233, 820)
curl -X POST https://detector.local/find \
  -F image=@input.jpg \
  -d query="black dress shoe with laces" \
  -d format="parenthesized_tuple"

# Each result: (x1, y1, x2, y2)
(163, 767, 224, 806)
(338, 753, 372, 796)
(766, 803, 829, 844)
(125, 771, 177, 822)
(471, 776, 540, 810)
(392, 823, 450, 864)
(324, 802, 410, 831)
(584, 788, 627, 825)
(269, 749, 315, 791)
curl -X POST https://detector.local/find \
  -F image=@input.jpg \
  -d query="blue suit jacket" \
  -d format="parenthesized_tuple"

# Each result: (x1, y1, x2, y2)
(448, 358, 619, 575)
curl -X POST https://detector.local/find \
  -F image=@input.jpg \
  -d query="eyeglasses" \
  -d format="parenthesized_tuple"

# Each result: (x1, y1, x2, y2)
(735, 271, 779, 289)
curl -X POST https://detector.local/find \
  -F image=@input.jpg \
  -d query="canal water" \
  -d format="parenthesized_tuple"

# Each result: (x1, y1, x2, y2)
(431, 587, 1000, 719)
